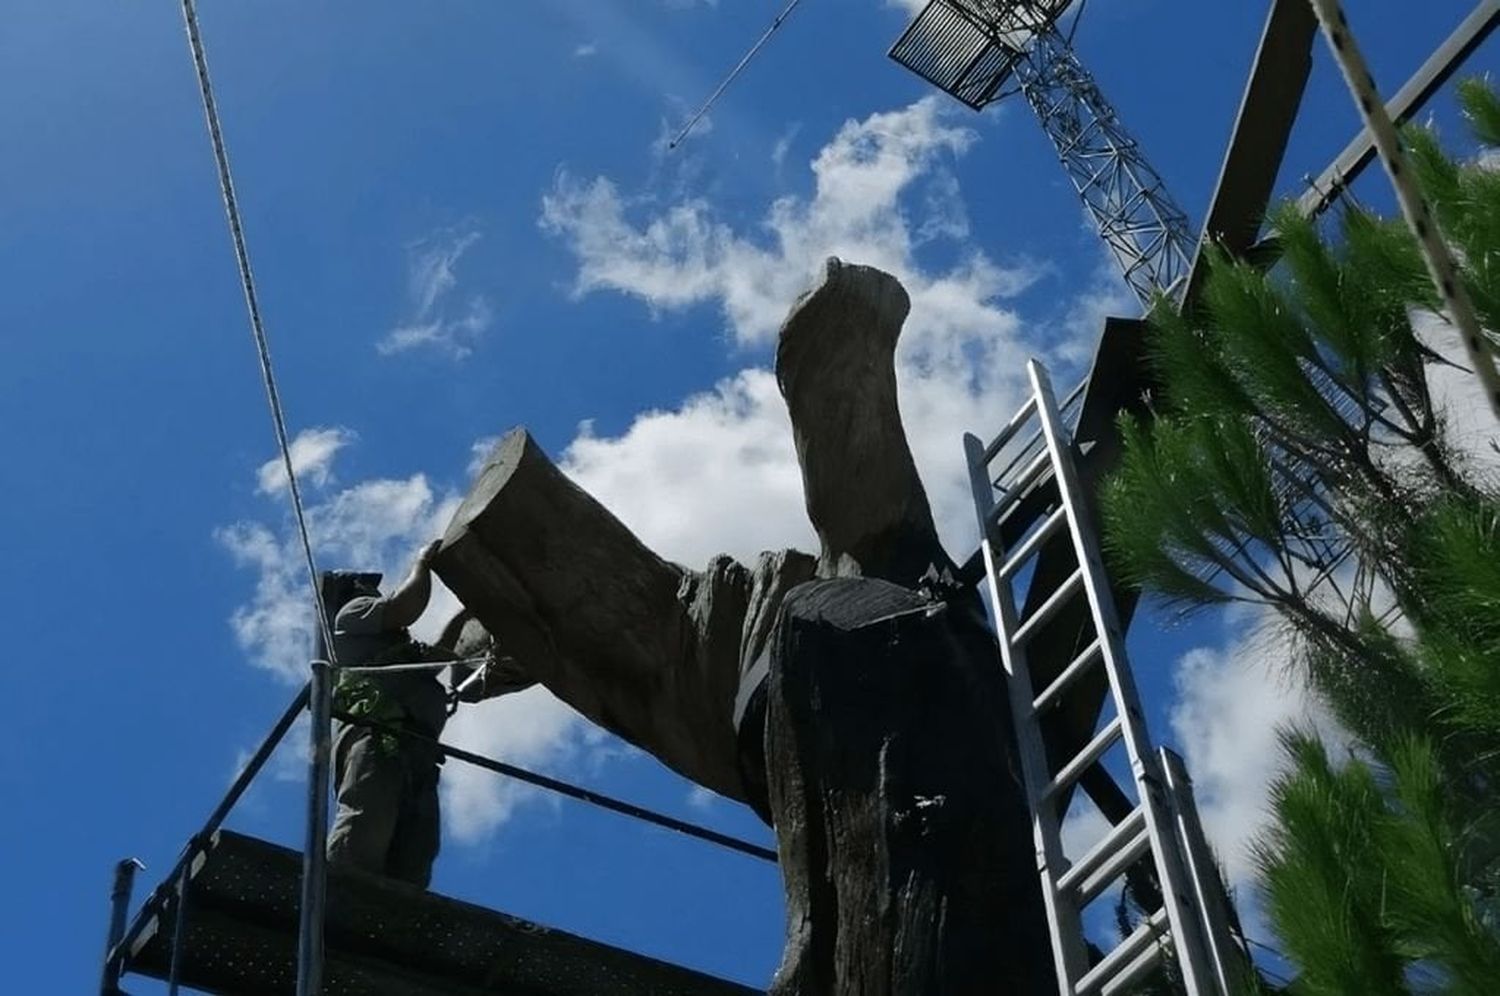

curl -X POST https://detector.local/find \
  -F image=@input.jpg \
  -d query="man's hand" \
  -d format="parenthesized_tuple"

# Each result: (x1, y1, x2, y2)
(455, 654, 536, 703)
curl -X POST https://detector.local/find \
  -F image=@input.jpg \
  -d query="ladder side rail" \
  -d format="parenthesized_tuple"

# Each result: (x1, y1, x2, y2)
(1160, 748, 1250, 995)
(1027, 359, 1221, 996)
(965, 430, 1091, 993)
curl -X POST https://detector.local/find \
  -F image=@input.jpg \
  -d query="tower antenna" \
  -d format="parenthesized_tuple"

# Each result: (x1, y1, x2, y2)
(891, 1, 1195, 309)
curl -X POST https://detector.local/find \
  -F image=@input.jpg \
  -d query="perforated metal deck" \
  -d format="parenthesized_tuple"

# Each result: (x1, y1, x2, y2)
(122, 830, 760, 995)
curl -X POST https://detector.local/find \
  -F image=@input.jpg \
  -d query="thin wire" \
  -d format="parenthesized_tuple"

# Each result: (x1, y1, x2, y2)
(1242, 936, 1294, 986)
(1065, 0, 1091, 46)
(332, 708, 779, 863)
(668, 0, 803, 150)
(178, 0, 337, 661)
(1244, 936, 1282, 956)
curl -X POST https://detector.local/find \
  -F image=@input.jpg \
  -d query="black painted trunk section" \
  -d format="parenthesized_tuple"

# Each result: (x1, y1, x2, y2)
(760, 578, 1055, 995)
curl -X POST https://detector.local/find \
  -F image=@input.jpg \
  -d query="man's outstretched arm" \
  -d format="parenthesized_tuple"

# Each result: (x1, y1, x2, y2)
(381, 540, 441, 629)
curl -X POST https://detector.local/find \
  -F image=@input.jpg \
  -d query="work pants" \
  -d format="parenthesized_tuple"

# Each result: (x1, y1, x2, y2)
(327, 724, 441, 888)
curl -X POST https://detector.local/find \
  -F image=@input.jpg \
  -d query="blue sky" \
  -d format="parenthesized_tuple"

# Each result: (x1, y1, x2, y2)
(5, 1, 1499, 991)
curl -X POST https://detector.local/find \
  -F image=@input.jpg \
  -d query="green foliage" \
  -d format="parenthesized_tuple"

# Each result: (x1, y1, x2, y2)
(1101, 79, 1500, 992)
(1407, 499, 1500, 747)
(1256, 733, 1500, 996)
(1101, 86, 1498, 747)
(1254, 733, 1406, 996)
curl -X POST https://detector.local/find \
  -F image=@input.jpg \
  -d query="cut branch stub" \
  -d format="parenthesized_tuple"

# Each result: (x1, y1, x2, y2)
(776, 258, 952, 585)
(433, 428, 748, 800)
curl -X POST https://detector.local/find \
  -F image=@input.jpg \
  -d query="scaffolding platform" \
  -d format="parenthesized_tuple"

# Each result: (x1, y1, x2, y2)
(119, 829, 760, 995)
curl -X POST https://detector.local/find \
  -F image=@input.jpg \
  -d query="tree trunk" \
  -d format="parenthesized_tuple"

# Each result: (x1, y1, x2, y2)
(435, 428, 780, 801)
(763, 578, 1054, 995)
(434, 258, 1055, 994)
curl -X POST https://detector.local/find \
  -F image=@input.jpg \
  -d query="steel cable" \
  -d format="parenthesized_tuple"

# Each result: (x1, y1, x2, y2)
(178, 0, 338, 662)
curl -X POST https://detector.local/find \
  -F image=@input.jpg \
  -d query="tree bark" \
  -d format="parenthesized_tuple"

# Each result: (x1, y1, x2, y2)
(434, 258, 1054, 994)
(434, 430, 817, 801)
(777, 259, 949, 585)
(763, 579, 1053, 996)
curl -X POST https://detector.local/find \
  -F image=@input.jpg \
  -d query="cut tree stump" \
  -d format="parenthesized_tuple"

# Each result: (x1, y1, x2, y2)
(763, 578, 1054, 995)
(435, 258, 1057, 995)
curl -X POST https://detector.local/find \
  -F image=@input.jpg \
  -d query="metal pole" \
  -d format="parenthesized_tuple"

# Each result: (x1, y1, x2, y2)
(99, 858, 143, 995)
(1297, 0, 1500, 220)
(330, 707, 780, 863)
(1306, 0, 1500, 421)
(296, 655, 333, 996)
(166, 858, 194, 995)
(106, 684, 310, 973)
(297, 572, 336, 996)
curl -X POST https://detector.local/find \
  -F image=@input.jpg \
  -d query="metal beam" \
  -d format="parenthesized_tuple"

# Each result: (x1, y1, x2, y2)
(1071, 0, 1317, 485)
(1184, 0, 1318, 304)
(1298, 0, 1500, 219)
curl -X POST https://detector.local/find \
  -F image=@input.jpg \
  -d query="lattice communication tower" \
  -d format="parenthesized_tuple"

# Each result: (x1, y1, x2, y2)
(891, 1, 1196, 309)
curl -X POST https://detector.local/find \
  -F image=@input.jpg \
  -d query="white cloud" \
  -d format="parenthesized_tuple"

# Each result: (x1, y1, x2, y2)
(1154, 310, 1497, 941)
(221, 432, 616, 843)
(1416, 311, 1500, 477)
(256, 427, 356, 496)
(542, 97, 1020, 346)
(543, 97, 1093, 559)
(686, 784, 720, 811)
(441, 687, 597, 843)
(1168, 617, 1344, 890)
(770, 122, 801, 170)
(221, 95, 1140, 852)
(220, 440, 463, 680)
(230, 713, 310, 788)
(379, 296, 492, 359)
(1159, 312, 1500, 885)
(573, 41, 599, 59)
(653, 109, 713, 156)
(378, 228, 492, 359)
(467, 436, 504, 478)
(412, 229, 480, 315)
(560, 369, 813, 566)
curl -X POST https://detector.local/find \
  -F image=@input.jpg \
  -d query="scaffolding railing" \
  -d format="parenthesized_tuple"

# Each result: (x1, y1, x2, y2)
(100, 655, 776, 996)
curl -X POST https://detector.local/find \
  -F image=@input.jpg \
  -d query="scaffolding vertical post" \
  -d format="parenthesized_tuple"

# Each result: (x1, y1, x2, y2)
(99, 858, 143, 995)
(298, 574, 335, 995)
(297, 657, 332, 994)
(166, 855, 195, 995)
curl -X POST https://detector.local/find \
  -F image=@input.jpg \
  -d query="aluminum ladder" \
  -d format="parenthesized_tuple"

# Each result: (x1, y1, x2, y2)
(963, 359, 1239, 996)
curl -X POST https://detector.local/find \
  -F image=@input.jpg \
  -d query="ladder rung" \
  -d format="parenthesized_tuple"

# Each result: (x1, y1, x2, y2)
(1077, 907, 1171, 996)
(996, 505, 1069, 581)
(1032, 638, 1102, 714)
(1042, 716, 1122, 802)
(988, 449, 1053, 523)
(991, 426, 1045, 488)
(981, 395, 1038, 464)
(1011, 569, 1085, 648)
(1056, 806, 1149, 908)
(1099, 941, 1170, 996)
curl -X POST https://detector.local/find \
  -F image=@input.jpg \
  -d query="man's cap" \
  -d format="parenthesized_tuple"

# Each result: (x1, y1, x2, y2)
(323, 571, 384, 609)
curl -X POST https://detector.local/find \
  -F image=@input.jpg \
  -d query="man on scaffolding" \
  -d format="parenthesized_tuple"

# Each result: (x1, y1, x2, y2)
(323, 541, 459, 889)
